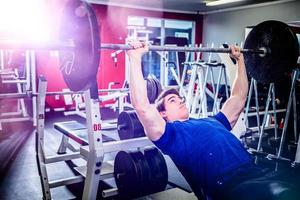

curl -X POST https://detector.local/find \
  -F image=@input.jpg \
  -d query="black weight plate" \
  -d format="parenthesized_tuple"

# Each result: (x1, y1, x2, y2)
(153, 76, 162, 100)
(244, 20, 299, 84)
(146, 77, 155, 103)
(114, 151, 139, 197)
(117, 111, 145, 140)
(117, 111, 134, 140)
(130, 151, 152, 196)
(149, 77, 157, 103)
(130, 110, 145, 138)
(59, 0, 100, 91)
(144, 147, 168, 193)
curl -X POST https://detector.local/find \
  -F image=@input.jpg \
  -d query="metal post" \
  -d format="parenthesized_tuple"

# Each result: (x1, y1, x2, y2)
(0, 49, 4, 70)
(30, 50, 37, 126)
(212, 65, 223, 114)
(257, 83, 273, 151)
(36, 76, 51, 200)
(277, 69, 299, 158)
(186, 64, 197, 111)
(244, 78, 254, 127)
(271, 85, 278, 139)
(292, 86, 298, 143)
(82, 88, 104, 199)
(253, 79, 261, 136)
(223, 65, 229, 99)
(197, 64, 210, 118)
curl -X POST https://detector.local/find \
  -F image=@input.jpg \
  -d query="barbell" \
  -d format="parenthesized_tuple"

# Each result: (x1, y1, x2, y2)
(1, 0, 299, 92)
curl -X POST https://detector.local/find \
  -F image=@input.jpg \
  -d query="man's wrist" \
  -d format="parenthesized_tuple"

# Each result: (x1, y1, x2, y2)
(129, 55, 142, 62)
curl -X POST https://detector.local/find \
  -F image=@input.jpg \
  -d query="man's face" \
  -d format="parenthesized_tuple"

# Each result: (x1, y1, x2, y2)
(160, 94, 189, 122)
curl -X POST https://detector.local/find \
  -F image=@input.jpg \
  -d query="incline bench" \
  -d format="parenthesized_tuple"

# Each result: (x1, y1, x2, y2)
(54, 120, 115, 154)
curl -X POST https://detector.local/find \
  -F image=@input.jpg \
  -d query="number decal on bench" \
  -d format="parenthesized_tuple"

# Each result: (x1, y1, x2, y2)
(93, 123, 101, 131)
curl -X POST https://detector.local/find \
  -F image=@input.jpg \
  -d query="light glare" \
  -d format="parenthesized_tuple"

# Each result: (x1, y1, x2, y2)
(0, 0, 52, 43)
(206, 0, 245, 6)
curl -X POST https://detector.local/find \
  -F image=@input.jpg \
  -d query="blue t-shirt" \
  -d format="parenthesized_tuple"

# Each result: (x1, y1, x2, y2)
(153, 112, 255, 197)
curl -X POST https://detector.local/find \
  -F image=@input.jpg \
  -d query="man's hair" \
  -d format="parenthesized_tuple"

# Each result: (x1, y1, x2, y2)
(155, 88, 180, 112)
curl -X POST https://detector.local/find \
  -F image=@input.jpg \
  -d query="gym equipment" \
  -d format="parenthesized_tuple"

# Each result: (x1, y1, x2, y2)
(146, 76, 162, 103)
(244, 20, 299, 84)
(114, 148, 168, 198)
(59, 0, 100, 91)
(114, 150, 151, 198)
(0, 0, 298, 91)
(54, 120, 115, 149)
(117, 110, 145, 140)
(36, 77, 154, 200)
(144, 147, 168, 194)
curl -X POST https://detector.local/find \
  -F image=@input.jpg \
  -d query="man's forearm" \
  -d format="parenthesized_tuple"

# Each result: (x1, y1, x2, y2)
(231, 59, 248, 101)
(129, 56, 150, 110)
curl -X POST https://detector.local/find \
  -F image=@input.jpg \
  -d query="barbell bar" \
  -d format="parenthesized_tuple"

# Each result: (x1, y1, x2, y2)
(0, 40, 266, 54)
(0, 0, 299, 92)
(0, 88, 130, 100)
(100, 43, 266, 54)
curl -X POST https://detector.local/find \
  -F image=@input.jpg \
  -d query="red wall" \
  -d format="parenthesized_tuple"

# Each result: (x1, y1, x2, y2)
(36, 1, 203, 109)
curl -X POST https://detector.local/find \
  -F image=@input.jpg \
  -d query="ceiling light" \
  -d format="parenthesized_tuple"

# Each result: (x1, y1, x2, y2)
(206, 0, 245, 6)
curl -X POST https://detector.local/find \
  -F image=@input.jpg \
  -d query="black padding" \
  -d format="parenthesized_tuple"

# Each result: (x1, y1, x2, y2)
(213, 169, 300, 200)
(54, 121, 114, 145)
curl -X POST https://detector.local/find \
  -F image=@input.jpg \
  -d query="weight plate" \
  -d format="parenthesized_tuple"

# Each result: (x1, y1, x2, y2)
(59, 0, 100, 91)
(144, 147, 168, 194)
(244, 20, 299, 83)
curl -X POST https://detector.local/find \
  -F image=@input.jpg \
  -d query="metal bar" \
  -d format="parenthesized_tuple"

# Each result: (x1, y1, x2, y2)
(277, 69, 299, 158)
(80, 137, 153, 156)
(0, 88, 129, 99)
(0, 49, 4, 69)
(223, 66, 229, 99)
(102, 188, 118, 198)
(2, 79, 27, 84)
(197, 65, 210, 118)
(0, 41, 265, 54)
(244, 78, 254, 126)
(100, 43, 265, 54)
(271, 85, 278, 139)
(246, 108, 286, 117)
(49, 176, 84, 188)
(292, 87, 297, 143)
(294, 127, 300, 163)
(212, 66, 223, 114)
(46, 88, 129, 95)
(256, 83, 273, 151)
(253, 79, 261, 137)
(31, 50, 37, 127)
(45, 152, 81, 164)
(36, 77, 51, 200)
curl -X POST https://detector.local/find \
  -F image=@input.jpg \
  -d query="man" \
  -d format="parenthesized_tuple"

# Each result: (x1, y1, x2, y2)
(126, 40, 298, 200)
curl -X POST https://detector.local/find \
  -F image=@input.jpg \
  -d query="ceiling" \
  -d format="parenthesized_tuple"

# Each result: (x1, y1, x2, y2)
(87, 0, 296, 14)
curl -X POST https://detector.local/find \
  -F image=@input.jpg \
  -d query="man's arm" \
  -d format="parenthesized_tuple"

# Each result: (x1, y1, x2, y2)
(127, 41, 166, 141)
(220, 46, 248, 128)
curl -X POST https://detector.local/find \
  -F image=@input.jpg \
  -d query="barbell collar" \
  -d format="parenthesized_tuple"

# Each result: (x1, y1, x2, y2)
(100, 43, 266, 54)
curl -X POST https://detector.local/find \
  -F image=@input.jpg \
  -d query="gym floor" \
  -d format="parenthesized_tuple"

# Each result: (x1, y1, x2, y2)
(1, 107, 300, 199)
(0, 108, 192, 200)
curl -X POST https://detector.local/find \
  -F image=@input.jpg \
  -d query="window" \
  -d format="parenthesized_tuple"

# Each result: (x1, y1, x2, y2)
(127, 16, 195, 86)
